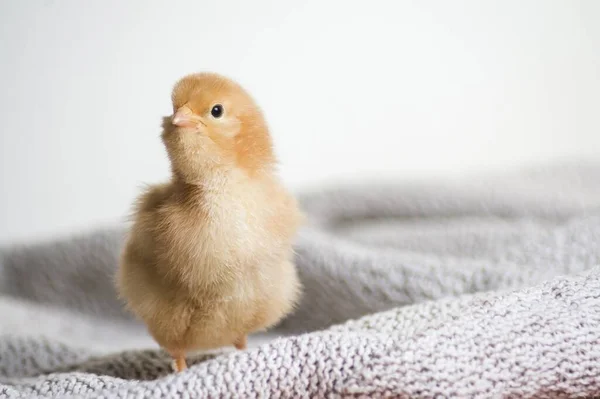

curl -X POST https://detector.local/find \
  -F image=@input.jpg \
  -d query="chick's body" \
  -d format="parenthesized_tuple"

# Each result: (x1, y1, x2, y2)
(116, 73, 302, 371)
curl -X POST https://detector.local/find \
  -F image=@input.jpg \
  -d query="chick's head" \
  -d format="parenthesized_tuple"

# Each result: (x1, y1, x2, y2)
(162, 72, 275, 182)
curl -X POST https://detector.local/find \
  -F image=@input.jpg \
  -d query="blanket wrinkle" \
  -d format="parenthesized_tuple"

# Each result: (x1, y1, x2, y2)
(1, 160, 600, 398)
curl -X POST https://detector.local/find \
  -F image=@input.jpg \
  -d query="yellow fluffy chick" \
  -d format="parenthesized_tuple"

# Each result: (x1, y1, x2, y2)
(116, 72, 303, 372)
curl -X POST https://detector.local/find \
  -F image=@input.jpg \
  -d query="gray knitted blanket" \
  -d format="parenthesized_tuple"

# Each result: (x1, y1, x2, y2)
(1, 162, 600, 398)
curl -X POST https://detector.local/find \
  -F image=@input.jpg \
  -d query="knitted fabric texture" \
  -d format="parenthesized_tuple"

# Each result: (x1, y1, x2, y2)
(1, 162, 599, 398)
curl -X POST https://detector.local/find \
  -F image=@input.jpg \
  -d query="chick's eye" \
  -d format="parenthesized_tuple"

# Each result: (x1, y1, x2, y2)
(211, 104, 224, 118)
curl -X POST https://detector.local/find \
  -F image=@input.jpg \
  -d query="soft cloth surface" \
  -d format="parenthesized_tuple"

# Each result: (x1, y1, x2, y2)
(1, 162, 600, 398)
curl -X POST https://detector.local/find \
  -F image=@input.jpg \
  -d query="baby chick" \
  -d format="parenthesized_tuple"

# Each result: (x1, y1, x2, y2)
(116, 72, 303, 372)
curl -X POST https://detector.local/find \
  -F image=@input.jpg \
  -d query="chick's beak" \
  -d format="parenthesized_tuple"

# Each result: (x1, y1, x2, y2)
(172, 106, 198, 128)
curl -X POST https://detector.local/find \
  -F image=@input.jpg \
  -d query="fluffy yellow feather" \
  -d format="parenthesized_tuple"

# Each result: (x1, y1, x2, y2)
(116, 72, 303, 372)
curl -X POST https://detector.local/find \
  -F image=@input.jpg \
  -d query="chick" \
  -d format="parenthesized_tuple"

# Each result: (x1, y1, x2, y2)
(116, 72, 303, 372)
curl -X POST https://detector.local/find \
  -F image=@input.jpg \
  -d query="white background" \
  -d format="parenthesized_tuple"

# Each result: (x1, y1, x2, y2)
(1, 0, 599, 244)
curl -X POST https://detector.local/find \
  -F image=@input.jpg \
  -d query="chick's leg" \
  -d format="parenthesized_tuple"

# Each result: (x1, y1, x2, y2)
(233, 335, 247, 350)
(169, 351, 187, 372)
